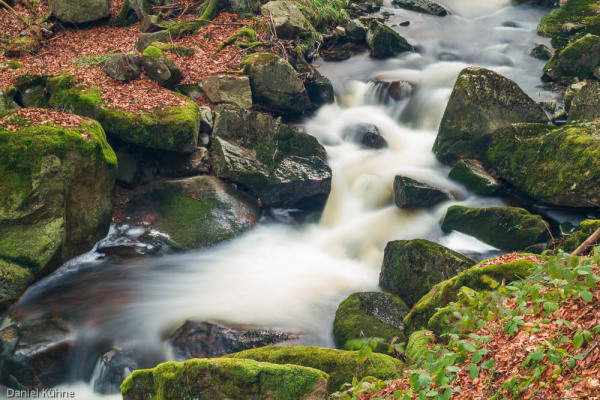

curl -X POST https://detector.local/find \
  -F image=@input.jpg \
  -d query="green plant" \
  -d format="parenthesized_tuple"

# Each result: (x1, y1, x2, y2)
(73, 52, 114, 68)
(297, 0, 349, 29)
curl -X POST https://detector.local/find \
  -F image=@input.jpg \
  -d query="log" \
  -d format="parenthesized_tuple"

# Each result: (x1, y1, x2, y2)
(572, 227, 600, 256)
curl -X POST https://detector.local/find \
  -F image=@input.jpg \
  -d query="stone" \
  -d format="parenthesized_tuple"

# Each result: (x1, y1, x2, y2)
(3, 35, 40, 57)
(227, 0, 260, 14)
(102, 53, 141, 82)
(346, 19, 367, 44)
(158, 147, 211, 178)
(0, 260, 34, 313)
(441, 206, 550, 251)
(305, 69, 334, 108)
(380, 239, 475, 307)
(448, 159, 502, 196)
(201, 75, 252, 109)
(393, 176, 452, 208)
(561, 219, 600, 252)
(141, 15, 173, 33)
(567, 81, 600, 123)
(48, 0, 110, 24)
(392, 0, 448, 16)
(530, 43, 553, 60)
(115, 150, 156, 188)
(366, 21, 414, 59)
(342, 123, 388, 149)
(260, 1, 314, 40)
(537, 0, 600, 50)
(564, 81, 586, 111)
(11, 74, 49, 108)
(135, 31, 167, 53)
(129, 0, 170, 21)
(91, 347, 139, 395)
(433, 67, 547, 164)
(141, 45, 183, 88)
(321, 49, 352, 61)
(370, 78, 415, 101)
(542, 34, 600, 84)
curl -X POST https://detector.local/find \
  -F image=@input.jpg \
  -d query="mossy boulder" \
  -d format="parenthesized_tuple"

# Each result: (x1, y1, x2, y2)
(201, 75, 252, 109)
(542, 34, 600, 84)
(448, 159, 502, 196)
(123, 176, 260, 248)
(102, 53, 141, 82)
(567, 80, 600, 122)
(486, 122, 600, 208)
(260, 1, 314, 40)
(212, 107, 331, 207)
(128, 0, 170, 21)
(141, 46, 183, 88)
(135, 31, 168, 53)
(0, 260, 35, 313)
(48, 0, 110, 24)
(392, 0, 448, 16)
(243, 52, 311, 114)
(305, 69, 334, 108)
(121, 358, 329, 400)
(223, 346, 403, 394)
(3, 36, 40, 57)
(564, 81, 587, 111)
(441, 206, 549, 251)
(561, 219, 600, 252)
(405, 330, 434, 363)
(367, 21, 414, 58)
(403, 259, 537, 333)
(11, 74, 49, 108)
(141, 15, 174, 33)
(0, 110, 116, 283)
(433, 67, 547, 164)
(393, 176, 452, 208)
(537, 0, 600, 50)
(530, 43, 553, 60)
(333, 292, 409, 349)
(46, 74, 200, 153)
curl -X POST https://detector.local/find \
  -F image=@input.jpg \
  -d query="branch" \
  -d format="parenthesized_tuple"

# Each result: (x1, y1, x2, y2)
(0, 0, 29, 26)
(572, 227, 600, 256)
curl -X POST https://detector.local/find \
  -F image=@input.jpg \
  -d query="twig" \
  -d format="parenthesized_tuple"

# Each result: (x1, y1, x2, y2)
(573, 227, 600, 256)
(0, 0, 29, 26)
(573, 338, 600, 371)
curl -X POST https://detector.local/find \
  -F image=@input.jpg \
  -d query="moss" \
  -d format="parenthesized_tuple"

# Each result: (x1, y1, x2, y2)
(151, 42, 195, 57)
(0, 259, 35, 309)
(448, 159, 502, 196)
(367, 23, 413, 58)
(217, 28, 258, 52)
(7, 60, 22, 69)
(543, 34, 600, 83)
(121, 358, 328, 400)
(224, 345, 403, 394)
(537, 0, 600, 49)
(114, 0, 138, 26)
(142, 45, 166, 60)
(198, 0, 223, 20)
(242, 52, 281, 67)
(403, 259, 538, 334)
(166, 19, 210, 37)
(4, 35, 39, 57)
(405, 330, 434, 364)
(562, 219, 600, 252)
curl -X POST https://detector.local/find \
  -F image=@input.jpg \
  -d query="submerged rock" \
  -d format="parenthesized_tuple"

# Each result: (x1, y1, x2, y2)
(542, 34, 600, 84)
(92, 347, 138, 395)
(448, 159, 502, 196)
(260, 1, 314, 40)
(367, 21, 414, 58)
(341, 123, 388, 149)
(102, 53, 141, 82)
(393, 176, 452, 208)
(141, 45, 183, 88)
(567, 80, 600, 123)
(49, 0, 110, 24)
(392, 0, 448, 16)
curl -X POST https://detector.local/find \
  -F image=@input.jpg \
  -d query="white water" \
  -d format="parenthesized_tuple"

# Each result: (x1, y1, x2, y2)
(2, 0, 557, 398)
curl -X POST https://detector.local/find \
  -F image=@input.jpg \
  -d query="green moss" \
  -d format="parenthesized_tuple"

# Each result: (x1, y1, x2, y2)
(114, 0, 138, 26)
(224, 345, 403, 394)
(543, 34, 600, 83)
(7, 60, 22, 69)
(121, 358, 328, 400)
(403, 259, 538, 334)
(405, 330, 434, 364)
(561, 219, 600, 252)
(448, 159, 502, 196)
(0, 259, 35, 309)
(198, 0, 223, 20)
(142, 45, 166, 60)
(166, 19, 210, 37)
(150, 42, 195, 57)
(537, 0, 600, 49)
(4, 35, 39, 57)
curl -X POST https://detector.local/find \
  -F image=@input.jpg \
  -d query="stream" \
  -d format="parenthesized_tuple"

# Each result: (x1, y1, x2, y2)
(0, 0, 584, 398)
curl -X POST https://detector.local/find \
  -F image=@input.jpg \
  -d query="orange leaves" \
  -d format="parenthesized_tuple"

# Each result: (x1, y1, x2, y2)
(0, 108, 90, 133)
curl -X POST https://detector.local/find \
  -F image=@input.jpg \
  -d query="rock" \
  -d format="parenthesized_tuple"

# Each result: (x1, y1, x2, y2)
(567, 81, 600, 122)
(551, 109, 568, 123)
(564, 81, 586, 111)
(129, 0, 170, 21)
(346, 19, 367, 44)
(48, 0, 110, 24)
(539, 100, 557, 114)
(102, 53, 141, 82)
(91, 347, 138, 395)
(380, 239, 475, 307)
(392, 0, 448, 16)
(333, 292, 409, 349)
(405, 330, 434, 364)
(530, 43, 553, 60)
(448, 159, 502, 196)
(46, 74, 200, 153)
(305, 69, 334, 107)
(0, 260, 34, 313)
(487, 122, 600, 208)
(141, 15, 173, 33)
(393, 176, 452, 208)
(169, 321, 294, 360)
(441, 206, 550, 251)
(542, 34, 600, 84)
(0, 110, 116, 280)
(367, 21, 414, 58)
(151, 42, 195, 57)
(201, 75, 252, 109)
(227, 0, 260, 14)
(134, 31, 167, 53)
(198, 105, 213, 133)
(433, 67, 547, 164)
(403, 259, 538, 333)
(0, 89, 19, 113)
(115, 150, 156, 188)
(243, 52, 312, 114)
(212, 107, 331, 207)
(370, 78, 415, 101)
(0, 317, 77, 389)
(158, 147, 211, 178)
(141, 45, 183, 88)
(321, 49, 352, 61)
(341, 123, 388, 149)
(121, 357, 329, 400)
(3, 35, 40, 57)
(561, 219, 600, 252)
(11, 74, 49, 108)
(537, 0, 600, 50)
(224, 346, 403, 394)
(260, 1, 314, 40)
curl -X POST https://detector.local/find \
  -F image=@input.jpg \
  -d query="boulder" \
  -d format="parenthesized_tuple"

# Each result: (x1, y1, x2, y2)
(530, 43, 553, 60)
(0, 260, 34, 313)
(158, 147, 211, 178)
(305, 69, 334, 107)
(227, 0, 260, 14)
(392, 0, 448, 16)
(115, 150, 156, 188)
(448, 159, 502, 196)
(567, 81, 600, 122)
(141, 15, 173, 33)
(129, 0, 170, 21)
(10, 74, 49, 108)
(224, 346, 403, 394)
(211, 107, 331, 207)
(123, 176, 260, 248)
(260, 1, 314, 40)
(346, 19, 367, 44)
(562, 219, 600, 252)
(201, 75, 252, 109)
(48, 0, 110, 24)
(564, 81, 586, 112)
(169, 321, 293, 360)
(243, 52, 311, 114)
(441, 206, 550, 251)
(341, 123, 388, 149)
(487, 122, 600, 208)
(333, 292, 408, 349)
(433, 67, 547, 164)
(380, 239, 475, 307)
(537, 0, 600, 50)
(393, 176, 452, 208)
(367, 21, 414, 58)
(121, 358, 329, 400)
(92, 347, 139, 395)
(102, 53, 141, 82)
(135, 31, 167, 53)
(3, 36, 40, 57)
(542, 34, 600, 84)
(141, 46, 183, 88)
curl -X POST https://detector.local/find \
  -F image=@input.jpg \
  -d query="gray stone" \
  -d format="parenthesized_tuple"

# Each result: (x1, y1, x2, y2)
(159, 148, 211, 178)
(141, 15, 174, 33)
(48, 0, 110, 24)
(115, 151, 156, 188)
(567, 81, 600, 123)
(367, 21, 414, 58)
(392, 0, 448, 16)
(260, 1, 314, 40)
(199, 106, 213, 133)
(102, 53, 141, 82)
(564, 81, 586, 111)
(393, 176, 452, 208)
(135, 31, 167, 53)
(201, 75, 252, 109)
(448, 159, 502, 196)
(141, 46, 183, 87)
(346, 19, 367, 44)
(342, 123, 388, 149)
(530, 43, 553, 60)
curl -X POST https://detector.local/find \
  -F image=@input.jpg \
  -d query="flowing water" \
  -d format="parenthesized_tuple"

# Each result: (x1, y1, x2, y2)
(1, 1, 579, 398)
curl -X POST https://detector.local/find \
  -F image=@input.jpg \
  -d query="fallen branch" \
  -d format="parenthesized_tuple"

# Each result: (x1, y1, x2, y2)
(0, 0, 29, 26)
(572, 227, 600, 256)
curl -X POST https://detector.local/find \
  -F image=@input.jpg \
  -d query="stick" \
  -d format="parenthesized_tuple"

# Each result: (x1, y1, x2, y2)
(572, 227, 600, 256)
(0, 0, 29, 26)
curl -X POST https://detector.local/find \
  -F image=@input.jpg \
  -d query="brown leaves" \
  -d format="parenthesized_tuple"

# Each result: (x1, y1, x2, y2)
(0, 107, 90, 134)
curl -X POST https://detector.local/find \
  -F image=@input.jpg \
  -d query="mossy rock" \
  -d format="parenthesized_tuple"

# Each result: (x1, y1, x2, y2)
(333, 292, 409, 350)
(260, 1, 315, 40)
(542, 34, 600, 84)
(46, 74, 199, 153)
(441, 206, 549, 251)
(391, 0, 447, 16)
(366, 21, 413, 58)
(124, 176, 260, 248)
(11, 74, 49, 109)
(223, 345, 403, 394)
(567, 80, 600, 123)
(561, 219, 600, 252)
(3, 36, 40, 57)
(48, 0, 110, 23)
(433, 67, 547, 164)
(0, 260, 35, 313)
(380, 239, 475, 308)
(403, 259, 537, 333)
(487, 122, 600, 208)
(537, 0, 600, 50)
(448, 159, 502, 196)
(141, 46, 184, 88)
(393, 176, 452, 208)
(121, 358, 329, 400)
(151, 42, 195, 57)
(405, 330, 434, 364)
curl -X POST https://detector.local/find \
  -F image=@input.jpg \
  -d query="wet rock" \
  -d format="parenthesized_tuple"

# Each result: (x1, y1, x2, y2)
(169, 321, 294, 359)
(433, 67, 547, 164)
(333, 292, 409, 349)
(102, 53, 141, 82)
(321, 48, 352, 61)
(380, 239, 474, 307)
(158, 147, 211, 178)
(134, 31, 167, 53)
(305, 69, 335, 107)
(537, 0, 600, 50)
(141, 45, 183, 88)
(212, 107, 331, 207)
(530, 43, 553, 60)
(392, 0, 448, 16)
(201, 75, 252, 109)
(341, 123, 388, 149)
(367, 21, 414, 58)
(346, 19, 367, 44)
(260, 1, 314, 40)
(370, 77, 415, 101)
(91, 347, 138, 395)
(141, 15, 173, 33)
(542, 34, 600, 84)
(441, 205, 550, 251)
(393, 176, 452, 208)
(448, 159, 502, 196)
(48, 0, 110, 24)
(567, 80, 600, 123)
